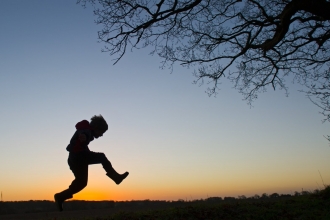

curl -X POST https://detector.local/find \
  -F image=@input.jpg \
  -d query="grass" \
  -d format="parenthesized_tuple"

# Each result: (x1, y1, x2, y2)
(65, 186, 330, 220)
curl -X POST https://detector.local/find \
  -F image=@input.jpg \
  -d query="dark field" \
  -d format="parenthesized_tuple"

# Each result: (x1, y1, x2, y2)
(1, 187, 330, 220)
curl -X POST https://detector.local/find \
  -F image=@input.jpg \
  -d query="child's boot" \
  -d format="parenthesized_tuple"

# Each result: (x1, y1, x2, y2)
(106, 169, 129, 185)
(54, 189, 73, 211)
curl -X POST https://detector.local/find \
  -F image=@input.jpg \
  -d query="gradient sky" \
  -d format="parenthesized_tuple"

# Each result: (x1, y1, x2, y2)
(0, 0, 329, 202)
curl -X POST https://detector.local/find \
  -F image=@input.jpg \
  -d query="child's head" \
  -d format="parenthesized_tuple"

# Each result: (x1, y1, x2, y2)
(90, 115, 108, 138)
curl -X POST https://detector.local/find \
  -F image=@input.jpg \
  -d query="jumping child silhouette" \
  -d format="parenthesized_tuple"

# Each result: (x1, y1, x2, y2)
(54, 115, 129, 211)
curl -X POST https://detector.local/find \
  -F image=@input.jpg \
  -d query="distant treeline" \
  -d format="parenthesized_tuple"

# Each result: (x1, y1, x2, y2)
(0, 190, 318, 215)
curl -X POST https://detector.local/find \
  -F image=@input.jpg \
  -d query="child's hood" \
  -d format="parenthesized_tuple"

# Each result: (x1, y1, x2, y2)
(75, 120, 92, 130)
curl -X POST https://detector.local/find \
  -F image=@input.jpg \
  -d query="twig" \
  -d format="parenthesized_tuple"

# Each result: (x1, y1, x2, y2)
(318, 170, 326, 188)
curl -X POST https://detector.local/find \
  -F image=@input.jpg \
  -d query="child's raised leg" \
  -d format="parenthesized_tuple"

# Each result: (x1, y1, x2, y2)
(87, 151, 129, 184)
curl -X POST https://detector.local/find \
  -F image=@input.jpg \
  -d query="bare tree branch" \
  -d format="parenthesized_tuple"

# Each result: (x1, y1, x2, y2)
(78, 0, 330, 137)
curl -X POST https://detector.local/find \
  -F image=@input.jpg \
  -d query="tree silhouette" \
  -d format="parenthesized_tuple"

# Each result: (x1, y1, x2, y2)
(78, 0, 330, 124)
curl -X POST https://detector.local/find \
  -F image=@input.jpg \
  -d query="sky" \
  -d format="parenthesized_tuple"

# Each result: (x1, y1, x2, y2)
(0, 0, 329, 202)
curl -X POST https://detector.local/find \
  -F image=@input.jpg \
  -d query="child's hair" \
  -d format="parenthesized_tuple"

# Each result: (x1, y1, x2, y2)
(90, 115, 108, 131)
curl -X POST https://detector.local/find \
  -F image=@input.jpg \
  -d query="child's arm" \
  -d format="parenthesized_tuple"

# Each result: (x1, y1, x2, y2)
(66, 130, 91, 152)
(78, 133, 87, 142)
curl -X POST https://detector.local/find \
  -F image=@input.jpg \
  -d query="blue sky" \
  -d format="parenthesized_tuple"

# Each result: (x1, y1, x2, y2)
(0, 0, 329, 201)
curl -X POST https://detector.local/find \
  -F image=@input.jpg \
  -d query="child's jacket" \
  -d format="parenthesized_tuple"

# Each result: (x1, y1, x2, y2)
(66, 120, 94, 153)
